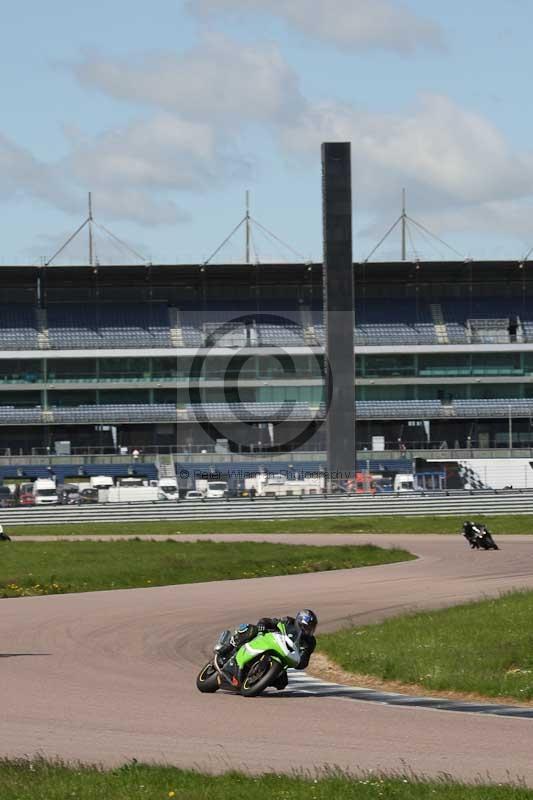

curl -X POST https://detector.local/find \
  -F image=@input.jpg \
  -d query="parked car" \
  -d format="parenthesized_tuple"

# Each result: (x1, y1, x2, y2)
(185, 490, 204, 501)
(19, 491, 35, 506)
(58, 484, 80, 505)
(78, 487, 99, 505)
(0, 486, 16, 508)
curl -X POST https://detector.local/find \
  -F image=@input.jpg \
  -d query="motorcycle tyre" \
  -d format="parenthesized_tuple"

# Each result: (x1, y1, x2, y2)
(196, 661, 221, 693)
(481, 536, 499, 551)
(240, 657, 283, 698)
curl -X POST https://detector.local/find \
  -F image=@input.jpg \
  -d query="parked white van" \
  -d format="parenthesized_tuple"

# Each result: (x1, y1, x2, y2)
(33, 478, 58, 505)
(89, 475, 114, 490)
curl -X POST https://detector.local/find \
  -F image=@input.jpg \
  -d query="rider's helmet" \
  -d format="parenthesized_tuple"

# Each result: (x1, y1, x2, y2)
(295, 609, 318, 636)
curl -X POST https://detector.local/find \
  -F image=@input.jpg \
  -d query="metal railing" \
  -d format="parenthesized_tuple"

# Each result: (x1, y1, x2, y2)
(1, 489, 532, 526)
(1, 445, 533, 466)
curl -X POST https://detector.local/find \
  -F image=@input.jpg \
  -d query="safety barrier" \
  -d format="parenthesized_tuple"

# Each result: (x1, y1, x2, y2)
(1, 490, 532, 525)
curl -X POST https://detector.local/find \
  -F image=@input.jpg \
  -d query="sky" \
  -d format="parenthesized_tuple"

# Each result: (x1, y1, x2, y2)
(1, 0, 533, 265)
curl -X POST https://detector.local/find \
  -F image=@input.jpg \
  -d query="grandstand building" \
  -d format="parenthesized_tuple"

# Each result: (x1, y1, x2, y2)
(0, 258, 532, 483)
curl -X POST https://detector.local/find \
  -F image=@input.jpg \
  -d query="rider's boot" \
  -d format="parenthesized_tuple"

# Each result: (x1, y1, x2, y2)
(272, 671, 288, 691)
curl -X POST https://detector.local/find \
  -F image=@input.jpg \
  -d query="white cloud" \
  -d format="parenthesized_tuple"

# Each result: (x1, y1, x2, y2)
(61, 112, 254, 224)
(0, 133, 71, 208)
(188, 0, 444, 54)
(73, 34, 305, 124)
(278, 94, 533, 213)
(3, 30, 533, 251)
(415, 201, 533, 245)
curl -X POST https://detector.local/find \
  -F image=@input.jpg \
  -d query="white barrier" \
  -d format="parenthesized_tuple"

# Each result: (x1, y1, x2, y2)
(1, 491, 532, 525)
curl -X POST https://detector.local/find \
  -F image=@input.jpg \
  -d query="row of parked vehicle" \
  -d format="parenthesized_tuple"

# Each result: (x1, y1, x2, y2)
(0, 474, 202, 507)
(0, 479, 100, 507)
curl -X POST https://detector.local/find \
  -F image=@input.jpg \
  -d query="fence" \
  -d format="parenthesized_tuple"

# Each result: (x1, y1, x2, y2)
(2, 490, 532, 526)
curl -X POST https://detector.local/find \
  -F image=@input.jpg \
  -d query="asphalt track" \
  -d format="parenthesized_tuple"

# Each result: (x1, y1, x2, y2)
(2, 533, 533, 785)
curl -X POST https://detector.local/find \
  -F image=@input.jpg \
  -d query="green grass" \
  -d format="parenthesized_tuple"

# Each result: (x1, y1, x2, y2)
(318, 589, 533, 701)
(0, 540, 413, 597)
(0, 760, 531, 799)
(7, 513, 533, 537)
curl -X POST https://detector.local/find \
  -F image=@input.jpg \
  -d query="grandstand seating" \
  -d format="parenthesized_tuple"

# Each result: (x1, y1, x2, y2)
(453, 399, 533, 417)
(355, 400, 443, 418)
(0, 462, 157, 483)
(0, 305, 39, 349)
(47, 304, 172, 349)
(181, 301, 308, 348)
(0, 406, 42, 424)
(2, 296, 532, 351)
(0, 458, 413, 486)
(51, 403, 177, 423)
(186, 401, 321, 421)
(7, 398, 533, 425)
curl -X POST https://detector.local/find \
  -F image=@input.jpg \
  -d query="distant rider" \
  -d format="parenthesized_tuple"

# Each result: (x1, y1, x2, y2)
(462, 520, 482, 548)
(221, 609, 318, 690)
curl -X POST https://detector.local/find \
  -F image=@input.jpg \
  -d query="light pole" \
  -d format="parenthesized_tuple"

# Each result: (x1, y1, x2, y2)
(508, 403, 513, 455)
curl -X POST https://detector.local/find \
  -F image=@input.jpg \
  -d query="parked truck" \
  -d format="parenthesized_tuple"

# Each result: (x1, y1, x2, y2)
(195, 479, 228, 499)
(103, 485, 160, 503)
(33, 478, 59, 505)
(244, 473, 322, 497)
(157, 478, 179, 500)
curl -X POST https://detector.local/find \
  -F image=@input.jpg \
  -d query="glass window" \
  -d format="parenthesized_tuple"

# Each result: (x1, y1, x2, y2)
(363, 355, 415, 377)
(152, 357, 177, 379)
(0, 390, 41, 407)
(154, 389, 177, 403)
(469, 384, 522, 400)
(471, 353, 522, 375)
(418, 354, 470, 377)
(0, 359, 42, 384)
(360, 385, 415, 401)
(99, 357, 150, 381)
(48, 390, 97, 407)
(99, 390, 150, 404)
(48, 359, 96, 381)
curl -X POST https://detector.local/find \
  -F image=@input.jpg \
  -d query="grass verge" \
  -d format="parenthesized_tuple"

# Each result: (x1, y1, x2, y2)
(318, 589, 533, 701)
(6, 513, 533, 537)
(0, 760, 531, 799)
(0, 540, 413, 597)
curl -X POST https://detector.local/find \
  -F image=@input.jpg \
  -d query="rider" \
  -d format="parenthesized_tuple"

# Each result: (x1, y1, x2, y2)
(462, 520, 482, 547)
(221, 609, 318, 690)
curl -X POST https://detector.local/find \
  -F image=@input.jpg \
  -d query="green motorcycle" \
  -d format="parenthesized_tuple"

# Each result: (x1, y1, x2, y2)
(196, 621, 302, 697)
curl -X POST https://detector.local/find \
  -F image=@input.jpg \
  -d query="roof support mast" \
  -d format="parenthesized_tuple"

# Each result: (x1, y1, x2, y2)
(245, 190, 250, 264)
(88, 192, 94, 268)
(401, 188, 406, 262)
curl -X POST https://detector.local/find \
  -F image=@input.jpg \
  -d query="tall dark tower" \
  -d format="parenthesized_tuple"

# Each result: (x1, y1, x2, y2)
(321, 142, 355, 484)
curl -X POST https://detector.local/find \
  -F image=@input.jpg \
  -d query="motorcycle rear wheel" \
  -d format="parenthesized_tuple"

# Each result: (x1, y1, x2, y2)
(196, 661, 220, 693)
(240, 656, 283, 697)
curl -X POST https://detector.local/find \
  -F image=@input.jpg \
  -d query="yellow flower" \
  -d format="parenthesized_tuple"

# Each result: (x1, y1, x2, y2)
(168, 792, 176, 798)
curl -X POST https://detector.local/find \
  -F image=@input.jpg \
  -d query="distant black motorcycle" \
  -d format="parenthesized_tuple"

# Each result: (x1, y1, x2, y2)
(462, 521, 499, 550)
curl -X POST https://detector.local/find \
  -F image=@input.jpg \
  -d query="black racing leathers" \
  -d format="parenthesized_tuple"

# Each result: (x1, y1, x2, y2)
(256, 616, 316, 670)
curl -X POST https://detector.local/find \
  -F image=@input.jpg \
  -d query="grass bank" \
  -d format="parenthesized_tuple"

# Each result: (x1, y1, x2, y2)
(0, 760, 531, 800)
(6, 513, 533, 537)
(0, 540, 413, 597)
(318, 589, 533, 701)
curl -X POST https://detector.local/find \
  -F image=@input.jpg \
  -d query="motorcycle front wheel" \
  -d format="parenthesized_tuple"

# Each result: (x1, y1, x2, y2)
(196, 661, 220, 693)
(240, 656, 283, 697)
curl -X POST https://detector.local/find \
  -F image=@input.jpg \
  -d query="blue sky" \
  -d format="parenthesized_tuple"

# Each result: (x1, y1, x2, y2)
(1, 0, 532, 264)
